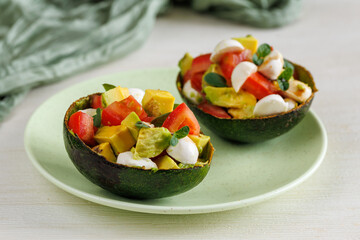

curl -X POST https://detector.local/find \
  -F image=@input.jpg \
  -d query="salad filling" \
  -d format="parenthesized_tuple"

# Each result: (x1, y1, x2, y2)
(67, 84, 210, 170)
(178, 35, 313, 119)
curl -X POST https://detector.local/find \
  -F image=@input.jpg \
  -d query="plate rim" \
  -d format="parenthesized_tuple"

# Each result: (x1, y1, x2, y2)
(24, 69, 327, 215)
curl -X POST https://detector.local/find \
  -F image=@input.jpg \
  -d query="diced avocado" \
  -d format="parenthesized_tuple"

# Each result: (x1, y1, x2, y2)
(232, 35, 258, 54)
(204, 86, 256, 108)
(202, 64, 224, 90)
(228, 105, 255, 119)
(178, 53, 193, 77)
(92, 142, 117, 163)
(121, 112, 141, 140)
(153, 155, 180, 170)
(94, 125, 135, 155)
(188, 134, 210, 156)
(135, 127, 172, 159)
(102, 86, 129, 107)
(142, 89, 175, 117)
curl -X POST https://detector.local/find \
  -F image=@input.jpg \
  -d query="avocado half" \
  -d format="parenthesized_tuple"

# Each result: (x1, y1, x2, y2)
(63, 94, 214, 199)
(176, 62, 317, 143)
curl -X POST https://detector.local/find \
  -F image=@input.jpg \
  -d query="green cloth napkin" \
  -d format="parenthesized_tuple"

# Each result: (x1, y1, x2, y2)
(0, 0, 302, 122)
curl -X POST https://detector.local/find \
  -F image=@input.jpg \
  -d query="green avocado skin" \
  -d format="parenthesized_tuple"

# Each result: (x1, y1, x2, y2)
(177, 62, 316, 143)
(63, 95, 212, 199)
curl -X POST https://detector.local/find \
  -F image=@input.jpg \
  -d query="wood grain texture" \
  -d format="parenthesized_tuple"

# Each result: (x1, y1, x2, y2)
(1, 0, 359, 239)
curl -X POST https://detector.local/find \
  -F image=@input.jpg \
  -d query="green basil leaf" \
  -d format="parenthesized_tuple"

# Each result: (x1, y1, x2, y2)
(170, 135, 179, 146)
(278, 67, 293, 81)
(93, 108, 102, 128)
(135, 121, 150, 129)
(174, 126, 190, 139)
(103, 83, 116, 91)
(256, 43, 271, 58)
(284, 59, 294, 71)
(277, 78, 290, 91)
(204, 72, 227, 87)
(252, 53, 263, 66)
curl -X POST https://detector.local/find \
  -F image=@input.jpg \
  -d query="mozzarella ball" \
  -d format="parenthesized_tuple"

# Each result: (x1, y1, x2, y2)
(79, 108, 97, 117)
(182, 81, 203, 104)
(166, 136, 199, 165)
(284, 98, 297, 111)
(231, 61, 258, 92)
(258, 50, 284, 80)
(253, 94, 288, 117)
(117, 151, 157, 169)
(282, 79, 312, 103)
(210, 39, 244, 63)
(129, 88, 145, 104)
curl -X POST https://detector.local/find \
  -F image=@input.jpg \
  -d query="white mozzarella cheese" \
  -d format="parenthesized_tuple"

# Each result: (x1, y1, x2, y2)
(182, 81, 203, 104)
(253, 94, 288, 116)
(117, 151, 157, 169)
(79, 108, 97, 117)
(166, 136, 199, 165)
(258, 50, 284, 80)
(128, 88, 145, 105)
(210, 39, 244, 63)
(231, 61, 258, 92)
(283, 79, 312, 103)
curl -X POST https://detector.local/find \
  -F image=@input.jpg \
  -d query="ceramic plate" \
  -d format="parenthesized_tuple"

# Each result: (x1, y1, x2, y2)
(25, 68, 327, 214)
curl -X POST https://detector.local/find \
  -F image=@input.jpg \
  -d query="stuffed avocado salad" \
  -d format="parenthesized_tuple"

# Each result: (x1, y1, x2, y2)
(64, 84, 214, 199)
(177, 36, 317, 142)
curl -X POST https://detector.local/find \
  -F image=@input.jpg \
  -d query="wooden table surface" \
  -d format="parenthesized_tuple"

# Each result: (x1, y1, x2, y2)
(1, 1, 359, 239)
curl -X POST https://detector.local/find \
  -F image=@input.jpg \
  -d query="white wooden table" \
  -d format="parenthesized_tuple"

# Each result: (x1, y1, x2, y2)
(1, 1, 359, 239)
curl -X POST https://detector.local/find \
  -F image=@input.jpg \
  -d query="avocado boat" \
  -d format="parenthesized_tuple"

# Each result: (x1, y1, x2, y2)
(64, 88, 214, 199)
(176, 36, 317, 143)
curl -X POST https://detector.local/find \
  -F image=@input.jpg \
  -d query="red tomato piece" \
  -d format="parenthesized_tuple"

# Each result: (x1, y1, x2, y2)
(242, 72, 278, 100)
(162, 103, 200, 135)
(220, 49, 252, 85)
(191, 53, 212, 74)
(91, 94, 103, 109)
(183, 69, 192, 83)
(68, 111, 96, 146)
(190, 72, 203, 92)
(101, 95, 147, 126)
(142, 116, 155, 123)
(197, 102, 231, 119)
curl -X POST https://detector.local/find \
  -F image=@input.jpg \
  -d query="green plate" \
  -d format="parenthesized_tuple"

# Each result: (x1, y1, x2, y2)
(24, 68, 327, 214)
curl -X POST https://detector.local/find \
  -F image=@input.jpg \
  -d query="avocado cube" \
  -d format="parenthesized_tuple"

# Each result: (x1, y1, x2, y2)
(178, 52, 193, 76)
(204, 86, 256, 108)
(142, 89, 175, 117)
(92, 142, 116, 163)
(228, 105, 255, 119)
(188, 134, 210, 155)
(121, 112, 141, 140)
(94, 125, 135, 155)
(135, 127, 172, 158)
(232, 35, 258, 54)
(102, 86, 129, 107)
(153, 155, 180, 170)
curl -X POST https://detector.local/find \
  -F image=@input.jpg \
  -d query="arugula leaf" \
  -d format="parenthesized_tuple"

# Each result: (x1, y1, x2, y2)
(169, 126, 190, 146)
(204, 72, 227, 87)
(277, 67, 294, 91)
(135, 121, 150, 129)
(284, 59, 294, 71)
(93, 108, 102, 128)
(103, 83, 116, 91)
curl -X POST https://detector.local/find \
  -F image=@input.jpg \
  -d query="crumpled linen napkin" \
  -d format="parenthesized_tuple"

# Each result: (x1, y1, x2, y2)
(0, 0, 302, 122)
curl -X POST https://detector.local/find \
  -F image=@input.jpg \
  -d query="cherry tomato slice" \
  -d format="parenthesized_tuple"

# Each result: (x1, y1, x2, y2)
(197, 102, 231, 119)
(68, 111, 96, 146)
(162, 103, 200, 135)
